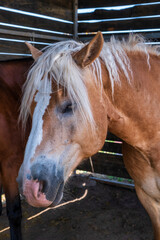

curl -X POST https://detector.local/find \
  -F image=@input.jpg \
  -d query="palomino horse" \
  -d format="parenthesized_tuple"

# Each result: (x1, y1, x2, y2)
(17, 32, 160, 239)
(0, 58, 33, 240)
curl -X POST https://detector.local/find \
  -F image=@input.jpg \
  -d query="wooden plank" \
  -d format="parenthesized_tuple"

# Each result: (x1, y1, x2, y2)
(79, 0, 160, 8)
(0, 55, 31, 61)
(102, 142, 122, 154)
(79, 4, 160, 21)
(0, 32, 54, 46)
(0, 0, 74, 21)
(73, 0, 78, 39)
(0, 41, 31, 54)
(0, 29, 71, 42)
(0, 11, 73, 35)
(78, 17, 160, 33)
(0, 39, 48, 61)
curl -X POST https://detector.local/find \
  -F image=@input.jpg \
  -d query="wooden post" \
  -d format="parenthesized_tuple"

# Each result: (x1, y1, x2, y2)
(73, 0, 78, 40)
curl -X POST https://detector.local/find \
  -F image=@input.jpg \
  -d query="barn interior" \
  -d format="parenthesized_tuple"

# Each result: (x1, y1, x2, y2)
(0, 1, 159, 239)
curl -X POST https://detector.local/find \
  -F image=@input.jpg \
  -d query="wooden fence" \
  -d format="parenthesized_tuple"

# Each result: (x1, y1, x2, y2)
(0, 0, 74, 60)
(78, 0, 160, 43)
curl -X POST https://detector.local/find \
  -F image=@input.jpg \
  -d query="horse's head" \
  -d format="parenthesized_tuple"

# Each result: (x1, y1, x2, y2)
(17, 32, 110, 207)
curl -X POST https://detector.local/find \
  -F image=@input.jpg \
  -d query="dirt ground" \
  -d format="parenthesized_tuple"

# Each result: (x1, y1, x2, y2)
(0, 175, 153, 240)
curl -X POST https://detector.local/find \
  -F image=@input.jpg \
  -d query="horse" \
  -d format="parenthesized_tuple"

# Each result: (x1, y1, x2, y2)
(0, 58, 33, 240)
(17, 32, 160, 239)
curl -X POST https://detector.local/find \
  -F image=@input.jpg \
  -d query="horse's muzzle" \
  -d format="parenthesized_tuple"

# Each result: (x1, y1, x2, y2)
(17, 160, 64, 207)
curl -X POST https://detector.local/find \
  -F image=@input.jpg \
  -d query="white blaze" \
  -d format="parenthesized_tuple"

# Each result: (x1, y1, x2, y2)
(23, 79, 52, 171)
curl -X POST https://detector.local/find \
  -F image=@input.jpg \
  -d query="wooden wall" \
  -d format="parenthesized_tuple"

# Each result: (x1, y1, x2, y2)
(0, 0, 73, 21)
(78, 0, 160, 42)
(0, 0, 74, 60)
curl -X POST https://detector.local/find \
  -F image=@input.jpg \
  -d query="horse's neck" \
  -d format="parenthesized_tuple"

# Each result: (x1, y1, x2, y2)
(102, 51, 160, 149)
(0, 58, 33, 96)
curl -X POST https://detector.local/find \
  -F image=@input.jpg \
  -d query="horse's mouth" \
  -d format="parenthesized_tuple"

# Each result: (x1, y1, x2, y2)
(22, 178, 64, 208)
(49, 182, 64, 207)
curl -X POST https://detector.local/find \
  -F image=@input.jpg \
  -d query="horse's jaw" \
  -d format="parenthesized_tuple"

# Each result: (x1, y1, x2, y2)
(17, 144, 84, 207)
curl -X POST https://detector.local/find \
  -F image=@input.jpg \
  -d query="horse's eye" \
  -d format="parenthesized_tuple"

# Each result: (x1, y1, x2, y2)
(58, 101, 76, 115)
(61, 102, 73, 114)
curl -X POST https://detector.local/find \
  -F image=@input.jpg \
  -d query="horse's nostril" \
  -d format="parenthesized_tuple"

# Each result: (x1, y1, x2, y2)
(39, 181, 43, 193)
(27, 173, 32, 180)
(38, 180, 48, 194)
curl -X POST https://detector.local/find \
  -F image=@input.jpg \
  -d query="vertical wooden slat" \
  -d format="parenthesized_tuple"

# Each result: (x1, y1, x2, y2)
(73, 0, 78, 40)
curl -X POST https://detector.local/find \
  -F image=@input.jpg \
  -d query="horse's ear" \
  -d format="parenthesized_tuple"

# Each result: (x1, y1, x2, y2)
(73, 31, 104, 68)
(25, 42, 42, 61)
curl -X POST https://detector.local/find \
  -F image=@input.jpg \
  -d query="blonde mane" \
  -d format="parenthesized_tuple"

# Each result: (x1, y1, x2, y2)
(20, 35, 160, 130)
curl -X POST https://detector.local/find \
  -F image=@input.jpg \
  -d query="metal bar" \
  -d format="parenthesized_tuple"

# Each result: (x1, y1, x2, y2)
(105, 140, 122, 144)
(78, 14, 160, 24)
(73, 0, 78, 40)
(79, 32, 160, 42)
(90, 176, 135, 190)
(0, 53, 31, 56)
(78, 28, 160, 36)
(0, 37, 52, 45)
(76, 170, 135, 190)
(0, 28, 71, 41)
(0, 22, 72, 36)
(99, 150, 123, 156)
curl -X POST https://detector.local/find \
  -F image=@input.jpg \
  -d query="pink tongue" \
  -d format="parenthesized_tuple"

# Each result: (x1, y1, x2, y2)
(23, 179, 52, 207)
